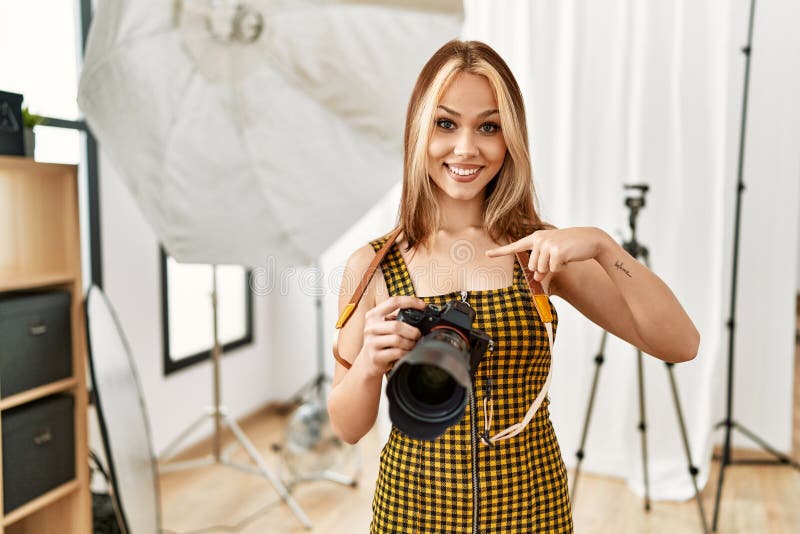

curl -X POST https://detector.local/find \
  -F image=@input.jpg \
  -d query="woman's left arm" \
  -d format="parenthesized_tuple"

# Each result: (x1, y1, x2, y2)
(486, 227, 700, 363)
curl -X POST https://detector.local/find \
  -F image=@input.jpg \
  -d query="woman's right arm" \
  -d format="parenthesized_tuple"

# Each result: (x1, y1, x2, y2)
(327, 244, 425, 444)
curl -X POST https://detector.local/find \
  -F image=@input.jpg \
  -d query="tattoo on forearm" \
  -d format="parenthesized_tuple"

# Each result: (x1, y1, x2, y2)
(613, 260, 633, 278)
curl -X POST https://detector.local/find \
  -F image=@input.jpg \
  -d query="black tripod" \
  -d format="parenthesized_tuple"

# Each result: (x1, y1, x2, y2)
(571, 184, 709, 534)
(711, 0, 800, 530)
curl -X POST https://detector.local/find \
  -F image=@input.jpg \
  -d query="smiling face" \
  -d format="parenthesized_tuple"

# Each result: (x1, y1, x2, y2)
(427, 72, 508, 202)
(399, 40, 541, 251)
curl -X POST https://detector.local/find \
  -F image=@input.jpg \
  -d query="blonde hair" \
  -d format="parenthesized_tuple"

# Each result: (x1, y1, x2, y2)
(398, 40, 546, 251)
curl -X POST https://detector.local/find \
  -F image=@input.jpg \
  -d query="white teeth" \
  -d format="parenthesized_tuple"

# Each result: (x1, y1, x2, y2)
(448, 165, 480, 176)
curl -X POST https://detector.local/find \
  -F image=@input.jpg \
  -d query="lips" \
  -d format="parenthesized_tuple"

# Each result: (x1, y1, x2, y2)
(445, 163, 483, 183)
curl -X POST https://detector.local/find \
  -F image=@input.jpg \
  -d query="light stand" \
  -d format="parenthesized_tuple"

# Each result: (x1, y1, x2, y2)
(286, 265, 333, 406)
(711, 0, 800, 530)
(158, 265, 312, 530)
(571, 184, 708, 533)
(277, 262, 361, 488)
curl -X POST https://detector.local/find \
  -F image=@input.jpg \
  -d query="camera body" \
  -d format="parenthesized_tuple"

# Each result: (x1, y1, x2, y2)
(396, 300, 491, 373)
(386, 300, 492, 441)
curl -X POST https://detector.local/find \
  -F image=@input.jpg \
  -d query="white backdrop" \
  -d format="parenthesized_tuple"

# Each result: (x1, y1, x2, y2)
(322, 0, 800, 501)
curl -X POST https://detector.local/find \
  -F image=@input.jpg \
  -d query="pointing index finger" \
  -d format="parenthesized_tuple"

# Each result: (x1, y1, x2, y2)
(485, 237, 528, 258)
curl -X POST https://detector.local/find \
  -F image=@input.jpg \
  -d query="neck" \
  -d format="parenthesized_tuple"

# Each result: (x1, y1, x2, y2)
(433, 187, 486, 234)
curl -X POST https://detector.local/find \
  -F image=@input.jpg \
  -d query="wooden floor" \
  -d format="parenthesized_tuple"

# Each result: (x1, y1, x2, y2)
(158, 303, 800, 533)
(158, 412, 799, 534)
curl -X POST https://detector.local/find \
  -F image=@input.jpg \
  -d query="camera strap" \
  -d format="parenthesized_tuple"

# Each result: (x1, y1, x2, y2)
(332, 226, 404, 370)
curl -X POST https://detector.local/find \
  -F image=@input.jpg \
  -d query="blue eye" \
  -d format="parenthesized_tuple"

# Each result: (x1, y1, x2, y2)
(436, 118, 456, 130)
(480, 122, 500, 134)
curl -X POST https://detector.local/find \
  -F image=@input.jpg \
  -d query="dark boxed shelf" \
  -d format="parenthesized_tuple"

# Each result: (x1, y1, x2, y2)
(0, 290, 74, 398)
(2, 393, 76, 514)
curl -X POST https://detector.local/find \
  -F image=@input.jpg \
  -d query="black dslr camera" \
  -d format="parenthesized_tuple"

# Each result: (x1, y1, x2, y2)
(386, 300, 491, 441)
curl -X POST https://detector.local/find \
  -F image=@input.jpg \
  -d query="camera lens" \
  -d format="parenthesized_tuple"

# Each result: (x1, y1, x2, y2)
(407, 364, 456, 405)
(391, 358, 465, 424)
(386, 328, 473, 440)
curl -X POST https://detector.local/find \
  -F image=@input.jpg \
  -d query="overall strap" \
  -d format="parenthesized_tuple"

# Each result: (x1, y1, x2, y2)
(332, 226, 403, 369)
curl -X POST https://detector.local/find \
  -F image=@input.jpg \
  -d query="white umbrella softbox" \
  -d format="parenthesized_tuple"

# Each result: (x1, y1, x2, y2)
(78, 0, 463, 268)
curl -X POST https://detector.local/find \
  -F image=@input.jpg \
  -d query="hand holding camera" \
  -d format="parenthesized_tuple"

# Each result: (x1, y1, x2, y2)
(360, 295, 427, 379)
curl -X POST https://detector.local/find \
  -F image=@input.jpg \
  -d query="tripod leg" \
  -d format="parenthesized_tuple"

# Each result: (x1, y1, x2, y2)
(159, 409, 215, 463)
(636, 349, 651, 512)
(665, 363, 709, 534)
(711, 419, 731, 532)
(294, 470, 359, 487)
(222, 413, 313, 529)
(571, 331, 608, 505)
(730, 422, 800, 470)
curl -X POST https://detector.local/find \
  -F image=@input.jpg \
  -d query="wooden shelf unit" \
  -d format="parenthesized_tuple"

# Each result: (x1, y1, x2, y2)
(0, 378, 79, 412)
(0, 274, 74, 294)
(0, 156, 91, 533)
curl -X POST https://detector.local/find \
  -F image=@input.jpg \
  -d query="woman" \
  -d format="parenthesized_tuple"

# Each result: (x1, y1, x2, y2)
(327, 40, 699, 534)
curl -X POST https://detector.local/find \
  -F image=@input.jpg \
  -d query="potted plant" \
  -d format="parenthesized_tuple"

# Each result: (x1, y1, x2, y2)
(21, 107, 44, 158)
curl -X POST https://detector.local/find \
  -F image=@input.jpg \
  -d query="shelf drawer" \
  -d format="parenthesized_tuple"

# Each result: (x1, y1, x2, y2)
(2, 393, 76, 514)
(0, 290, 73, 398)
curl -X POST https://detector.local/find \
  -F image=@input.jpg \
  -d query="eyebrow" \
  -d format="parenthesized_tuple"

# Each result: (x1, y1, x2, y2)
(437, 105, 499, 118)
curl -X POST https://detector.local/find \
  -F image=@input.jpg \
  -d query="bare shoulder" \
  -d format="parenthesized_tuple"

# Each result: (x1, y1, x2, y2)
(339, 243, 389, 314)
(345, 243, 378, 273)
(341, 244, 376, 310)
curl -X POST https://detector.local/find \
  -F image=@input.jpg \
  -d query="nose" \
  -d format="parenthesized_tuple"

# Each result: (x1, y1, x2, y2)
(453, 130, 478, 158)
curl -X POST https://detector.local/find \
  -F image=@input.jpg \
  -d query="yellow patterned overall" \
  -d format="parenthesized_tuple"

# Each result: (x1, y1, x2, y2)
(368, 233, 573, 533)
